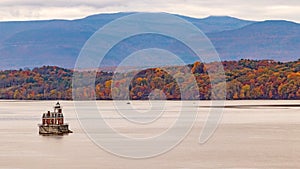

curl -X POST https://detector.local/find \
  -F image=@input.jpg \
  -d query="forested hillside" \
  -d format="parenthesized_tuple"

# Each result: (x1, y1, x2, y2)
(0, 59, 299, 100)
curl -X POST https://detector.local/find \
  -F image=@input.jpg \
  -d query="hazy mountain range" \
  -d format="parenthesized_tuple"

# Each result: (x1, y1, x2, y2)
(0, 12, 299, 70)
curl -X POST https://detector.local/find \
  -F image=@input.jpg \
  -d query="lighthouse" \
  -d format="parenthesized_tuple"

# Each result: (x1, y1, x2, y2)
(39, 102, 72, 135)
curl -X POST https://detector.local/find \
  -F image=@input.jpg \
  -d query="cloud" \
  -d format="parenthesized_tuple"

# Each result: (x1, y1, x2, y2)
(0, 0, 124, 7)
(0, 0, 300, 22)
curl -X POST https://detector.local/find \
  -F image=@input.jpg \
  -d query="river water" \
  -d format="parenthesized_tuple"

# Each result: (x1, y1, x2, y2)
(0, 100, 300, 169)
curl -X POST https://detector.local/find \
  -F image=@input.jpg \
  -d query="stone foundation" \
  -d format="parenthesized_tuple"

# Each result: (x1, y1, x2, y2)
(39, 124, 72, 135)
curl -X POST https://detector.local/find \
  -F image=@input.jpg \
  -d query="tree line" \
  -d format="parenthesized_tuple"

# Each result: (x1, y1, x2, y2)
(0, 59, 299, 100)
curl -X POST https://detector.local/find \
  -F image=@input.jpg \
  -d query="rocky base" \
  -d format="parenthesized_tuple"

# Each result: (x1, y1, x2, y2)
(39, 124, 72, 135)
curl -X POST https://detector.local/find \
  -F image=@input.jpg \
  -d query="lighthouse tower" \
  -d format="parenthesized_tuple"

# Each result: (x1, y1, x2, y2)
(54, 102, 64, 125)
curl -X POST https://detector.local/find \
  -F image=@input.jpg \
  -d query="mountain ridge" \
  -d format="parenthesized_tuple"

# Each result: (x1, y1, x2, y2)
(207, 20, 300, 61)
(0, 12, 299, 70)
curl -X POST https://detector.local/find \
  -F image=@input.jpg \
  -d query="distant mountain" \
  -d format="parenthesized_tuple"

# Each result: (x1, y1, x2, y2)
(0, 12, 299, 70)
(207, 20, 300, 61)
(178, 15, 255, 33)
(0, 13, 133, 69)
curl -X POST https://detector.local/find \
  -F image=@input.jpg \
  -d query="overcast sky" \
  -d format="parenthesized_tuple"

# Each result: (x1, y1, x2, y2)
(1, 0, 300, 22)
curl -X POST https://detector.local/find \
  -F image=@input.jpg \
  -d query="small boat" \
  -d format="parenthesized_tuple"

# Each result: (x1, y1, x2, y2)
(38, 102, 72, 135)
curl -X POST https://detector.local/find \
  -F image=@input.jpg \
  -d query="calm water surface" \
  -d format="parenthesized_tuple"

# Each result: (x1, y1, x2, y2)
(0, 100, 300, 169)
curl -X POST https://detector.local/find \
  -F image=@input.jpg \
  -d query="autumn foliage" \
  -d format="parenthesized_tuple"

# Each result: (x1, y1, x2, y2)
(0, 59, 300, 100)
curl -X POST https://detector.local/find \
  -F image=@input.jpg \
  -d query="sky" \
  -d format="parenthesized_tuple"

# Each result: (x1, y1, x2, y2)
(1, 0, 300, 22)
